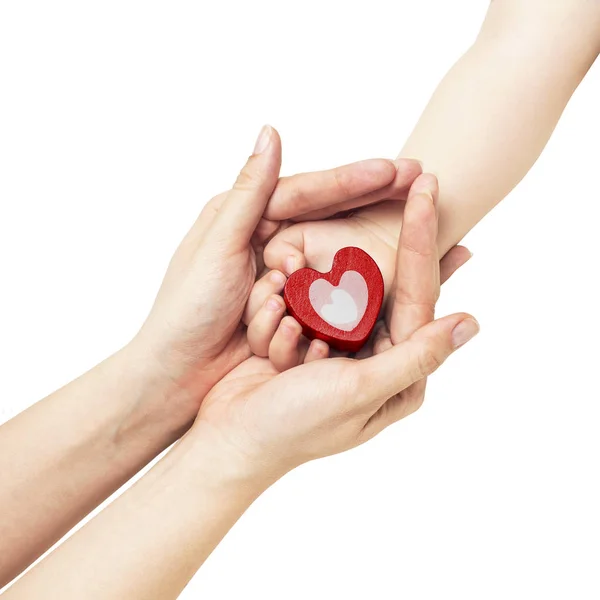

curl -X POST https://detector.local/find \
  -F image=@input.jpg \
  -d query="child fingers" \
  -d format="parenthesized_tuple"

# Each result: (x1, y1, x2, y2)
(243, 270, 287, 326)
(303, 339, 330, 364)
(269, 316, 303, 371)
(263, 226, 307, 276)
(246, 295, 287, 357)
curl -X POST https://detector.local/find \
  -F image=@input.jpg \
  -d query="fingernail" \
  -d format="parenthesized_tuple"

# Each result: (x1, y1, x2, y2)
(422, 174, 439, 200)
(452, 318, 480, 349)
(282, 319, 300, 338)
(400, 158, 423, 170)
(285, 255, 296, 275)
(412, 173, 437, 205)
(266, 297, 282, 311)
(253, 125, 272, 154)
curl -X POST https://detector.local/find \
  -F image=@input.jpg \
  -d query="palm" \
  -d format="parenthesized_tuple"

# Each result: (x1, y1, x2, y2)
(197, 353, 366, 470)
(139, 193, 279, 406)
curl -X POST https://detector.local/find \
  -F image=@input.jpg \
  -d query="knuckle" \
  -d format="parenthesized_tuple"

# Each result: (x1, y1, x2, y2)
(287, 181, 308, 209)
(206, 192, 227, 210)
(234, 161, 264, 191)
(415, 343, 443, 378)
(394, 287, 436, 314)
(277, 176, 310, 213)
(333, 167, 352, 198)
(399, 240, 435, 262)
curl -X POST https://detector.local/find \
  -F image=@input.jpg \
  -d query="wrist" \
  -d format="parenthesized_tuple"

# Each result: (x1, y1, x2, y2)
(175, 423, 283, 498)
(110, 341, 202, 448)
(126, 324, 238, 417)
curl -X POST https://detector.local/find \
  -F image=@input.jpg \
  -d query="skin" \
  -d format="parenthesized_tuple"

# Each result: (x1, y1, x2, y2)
(260, 0, 600, 308)
(5, 0, 599, 590)
(247, 0, 600, 438)
(3, 134, 478, 600)
(0, 127, 427, 587)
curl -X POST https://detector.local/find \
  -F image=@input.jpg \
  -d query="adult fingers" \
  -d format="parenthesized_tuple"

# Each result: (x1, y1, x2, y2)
(285, 158, 422, 221)
(353, 312, 479, 411)
(440, 246, 472, 285)
(388, 173, 440, 345)
(204, 125, 282, 253)
(263, 158, 422, 222)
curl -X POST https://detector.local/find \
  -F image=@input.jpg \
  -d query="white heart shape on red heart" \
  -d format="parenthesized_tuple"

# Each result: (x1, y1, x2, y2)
(321, 289, 358, 325)
(309, 271, 369, 332)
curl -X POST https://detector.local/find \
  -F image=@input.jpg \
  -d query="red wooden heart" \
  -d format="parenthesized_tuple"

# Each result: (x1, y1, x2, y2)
(283, 247, 384, 353)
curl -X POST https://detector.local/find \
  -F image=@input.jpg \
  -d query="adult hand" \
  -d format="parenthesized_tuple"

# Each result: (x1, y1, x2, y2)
(131, 126, 422, 418)
(255, 163, 470, 344)
(192, 172, 479, 480)
(244, 177, 471, 372)
(0, 139, 478, 600)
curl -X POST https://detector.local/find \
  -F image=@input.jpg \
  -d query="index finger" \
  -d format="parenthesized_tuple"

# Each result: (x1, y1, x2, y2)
(387, 173, 440, 345)
(263, 158, 422, 221)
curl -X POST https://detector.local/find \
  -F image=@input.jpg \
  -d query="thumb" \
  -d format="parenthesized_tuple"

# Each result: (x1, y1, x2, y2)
(207, 125, 282, 251)
(356, 313, 480, 409)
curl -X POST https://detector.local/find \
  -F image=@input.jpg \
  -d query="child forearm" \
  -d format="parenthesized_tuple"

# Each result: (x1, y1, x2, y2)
(399, 0, 600, 255)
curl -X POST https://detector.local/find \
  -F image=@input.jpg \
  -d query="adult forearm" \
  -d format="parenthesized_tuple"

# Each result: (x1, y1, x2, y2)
(0, 341, 197, 587)
(3, 428, 270, 600)
(399, 4, 599, 256)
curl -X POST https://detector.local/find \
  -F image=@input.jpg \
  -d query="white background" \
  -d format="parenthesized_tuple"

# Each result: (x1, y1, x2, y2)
(1, 1, 599, 598)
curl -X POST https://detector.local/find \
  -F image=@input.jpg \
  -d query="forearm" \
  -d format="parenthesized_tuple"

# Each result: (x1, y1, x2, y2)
(0, 341, 197, 587)
(2, 428, 270, 600)
(398, 1, 600, 256)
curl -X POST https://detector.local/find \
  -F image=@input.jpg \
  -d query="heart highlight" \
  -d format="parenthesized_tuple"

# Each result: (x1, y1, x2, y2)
(308, 271, 368, 331)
